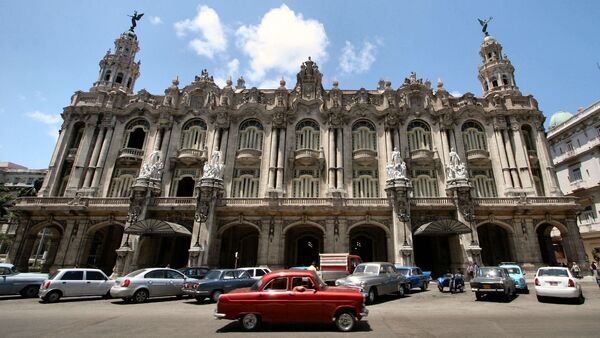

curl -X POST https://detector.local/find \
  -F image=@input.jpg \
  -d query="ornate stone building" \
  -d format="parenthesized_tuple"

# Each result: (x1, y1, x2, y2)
(7, 26, 588, 277)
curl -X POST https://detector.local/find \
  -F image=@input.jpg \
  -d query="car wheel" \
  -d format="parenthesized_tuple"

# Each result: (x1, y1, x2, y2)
(240, 313, 260, 331)
(438, 284, 443, 292)
(536, 295, 545, 303)
(211, 290, 223, 303)
(20, 285, 39, 298)
(132, 289, 149, 303)
(366, 288, 377, 304)
(397, 284, 405, 297)
(102, 291, 112, 299)
(475, 292, 483, 301)
(576, 293, 585, 305)
(44, 291, 61, 303)
(421, 281, 428, 291)
(523, 287, 529, 294)
(335, 310, 356, 332)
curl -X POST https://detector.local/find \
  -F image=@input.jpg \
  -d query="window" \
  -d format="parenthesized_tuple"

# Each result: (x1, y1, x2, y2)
(411, 169, 438, 197)
(108, 169, 137, 197)
(0, 267, 11, 275)
(235, 271, 251, 279)
(295, 119, 320, 150)
(124, 118, 149, 150)
(115, 72, 124, 84)
(521, 125, 536, 154)
(231, 168, 260, 197)
(352, 120, 377, 151)
(264, 277, 288, 291)
(181, 119, 207, 150)
(256, 269, 266, 277)
(462, 121, 487, 152)
(145, 270, 166, 279)
(407, 120, 432, 151)
(579, 205, 596, 225)
(570, 167, 582, 182)
(471, 169, 497, 197)
(352, 169, 379, 197)
(127, 77, 133, 89)
(166, 270, 185, 279)
(292, 169, 320, 197)
(104, 70, 112, 81)
(86, 271, 106, 281)
(566, 141, 573, 152)
(61, 271, 84, 281)
(502, 75, 509, 86)
(223, 271, 236, 279)
(292, 277, 315, 290)
(238, 119, 264, 151)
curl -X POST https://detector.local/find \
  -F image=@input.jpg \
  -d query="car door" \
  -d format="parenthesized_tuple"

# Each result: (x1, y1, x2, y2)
(221, 270, 239, 293)
(256, 276, 290, 322)
(144, 270, 169, 296)
(0, 267, 14, 294)
(59, 270, 85, 296)
(84, 270, 110, 296)
(165, 270, 186, 296)
(289, 276, 322, 322)
(386, 265, 399, 293)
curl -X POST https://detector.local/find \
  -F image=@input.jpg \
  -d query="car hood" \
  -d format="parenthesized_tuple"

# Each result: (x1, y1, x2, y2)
(324, 286, 362, 293)
(16, 272, 48, 279)
(337, 274, 380, 285)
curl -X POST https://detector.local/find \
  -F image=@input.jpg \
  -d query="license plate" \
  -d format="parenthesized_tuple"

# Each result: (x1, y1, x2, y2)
(549, 281, 558, 286)
(483, 285, 491, 289)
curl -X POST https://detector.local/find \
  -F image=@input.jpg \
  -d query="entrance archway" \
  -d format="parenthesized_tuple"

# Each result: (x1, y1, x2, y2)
(219, 225, 259, 268)
(81, 224, 123, 275)
(477, 223, 513, 266)
(537, 224, 566, 266)
(137, 235, 191, 269)
(414, 235, 454, 278)
(23, 225, 63, 272)
(284, 225, 323, 268)
(349, 226, 388, 262)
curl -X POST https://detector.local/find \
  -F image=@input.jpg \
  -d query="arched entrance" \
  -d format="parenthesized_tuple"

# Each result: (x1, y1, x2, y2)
(22, 225, 63, 272)
(537, 224, 566, 266)
(413, 235, 453, 278)
(477, 223, 513, 266)
(219, 225, 259, 268)
(81, 224, 124, 275)
(349, 226, 388, 262)
(284, 225, 323, 268)
(130, 219, 192, 269)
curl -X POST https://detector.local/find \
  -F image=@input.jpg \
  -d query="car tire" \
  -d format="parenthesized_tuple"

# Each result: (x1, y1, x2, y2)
(523, 287, 529, 294)
(20, 285, 39, 298)
(240, 313, 260, 331)
(475, 292, 483, 301)
(211, 290, 223, 303)
(397, 284, 405, 298)
(366, 288, 377, 304)
(132, 289, 149, 303)
(335, 310, 356, 332)
(536, 295, 545, 303)
(44, 290, 61, 303)
(421, 281, 428, 291)
(102, 291, 112, 299)
(438, 284, 443, 292)
(576, 293, 585, 305)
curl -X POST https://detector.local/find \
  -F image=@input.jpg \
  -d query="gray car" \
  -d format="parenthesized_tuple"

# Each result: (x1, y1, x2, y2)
(0, 263, 48, 298)
(335, 262, 409, 304)
(110, 268, 197, 303)
(39, 268, 113, 303)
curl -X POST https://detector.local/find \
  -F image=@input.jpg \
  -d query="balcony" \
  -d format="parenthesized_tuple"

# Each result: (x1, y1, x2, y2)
(177, 148, 207, 165)
(352, 149, 378, 166)
(409, 149, 435, 164)
(466, 149, 490, 164)
(236, 148, 262, 165)
(65, 148, 78, 162)
(294, 148, 324, 166)
(118, 148, 144, 162)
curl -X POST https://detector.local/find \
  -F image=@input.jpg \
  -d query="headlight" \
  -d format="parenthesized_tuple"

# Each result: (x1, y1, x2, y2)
(360, 281, 366, 287)
(335, 280, 340, 286)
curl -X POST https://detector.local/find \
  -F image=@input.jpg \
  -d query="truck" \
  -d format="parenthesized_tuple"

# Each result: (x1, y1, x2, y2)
(318, 253, 362, 285)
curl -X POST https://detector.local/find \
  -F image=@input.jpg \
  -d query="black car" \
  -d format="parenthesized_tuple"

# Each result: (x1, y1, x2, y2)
(182, 269, 256, 302)
(179, 266, 210, 280)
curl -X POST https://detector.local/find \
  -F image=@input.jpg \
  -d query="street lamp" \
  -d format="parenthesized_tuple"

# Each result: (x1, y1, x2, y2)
(399, 212, 410, 246)
(464, 211, 477, 246)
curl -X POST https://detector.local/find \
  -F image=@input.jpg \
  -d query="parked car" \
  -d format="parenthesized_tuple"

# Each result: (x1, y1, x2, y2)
(39, 268, 112, 303)
(394, 265, 429, 292)
(499, 263, 529, 293)
(182, 269, 257, 302)
(179, 266, 210, 280)
(335, 262, 408, 304)
(110, 268, 194, 303)
(0, 263, 48, 298)
(534, 266, 584, 304)
(238, 267, 271, 280)
(319, 253, 362, 285)
(214, 270, 368, 332)
(470, 266, 516, 301)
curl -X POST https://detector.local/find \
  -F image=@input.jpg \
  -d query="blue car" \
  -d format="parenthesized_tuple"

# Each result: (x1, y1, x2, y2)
(499, 263, 529, 293)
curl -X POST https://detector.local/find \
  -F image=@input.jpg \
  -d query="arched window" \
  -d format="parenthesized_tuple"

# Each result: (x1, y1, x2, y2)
(124, 118, 149, 150)
(103, 70, 112, 82)
(108, 170, 136, 197)
(231, 168, 260, 198)
(181, 119, 207, 150)
(175, 177, 195, 197)
(471, 169, 497, 197)
(115, 73, 124, 84)
(238, 119, 263, 151)
(411, 169, 438, 197)
(502, 75, 509, 86)
(295, 119, 320, 150)
(352, 169, 379, 198)
(462, 121, 487, 152)
(491, 77, 498, 88)
(407, 120, 432, 151)
(292, 169, 320, 198)
(352, 120, 377, 151)
(127, 78, 133, 89)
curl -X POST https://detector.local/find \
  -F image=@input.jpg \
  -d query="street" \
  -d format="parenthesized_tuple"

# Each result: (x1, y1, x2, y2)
(0, 281, 599, 337)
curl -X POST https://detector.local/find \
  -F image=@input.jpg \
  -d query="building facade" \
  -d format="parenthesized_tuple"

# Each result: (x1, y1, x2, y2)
(7, 26, 588, 277)
(547, 104, 600, 264)
(0, 162, 47, 194)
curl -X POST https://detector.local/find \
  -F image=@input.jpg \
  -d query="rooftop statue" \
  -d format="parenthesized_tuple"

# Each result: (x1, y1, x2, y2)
(477, 17, 493, 37)
(128, 11, 144, 32)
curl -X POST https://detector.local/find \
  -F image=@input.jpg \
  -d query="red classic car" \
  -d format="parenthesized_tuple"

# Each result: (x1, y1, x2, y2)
(214, 270, 368, 332)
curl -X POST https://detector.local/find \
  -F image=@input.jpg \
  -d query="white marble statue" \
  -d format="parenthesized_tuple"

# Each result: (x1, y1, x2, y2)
(446, 148, 467, 181)
(139, 150, 164, 180)
(202, 150, 225, 179)
(386, 147, 408, 180)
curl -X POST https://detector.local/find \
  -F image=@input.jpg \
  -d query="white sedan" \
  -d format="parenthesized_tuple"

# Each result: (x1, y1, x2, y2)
(534, 267, 584, 304)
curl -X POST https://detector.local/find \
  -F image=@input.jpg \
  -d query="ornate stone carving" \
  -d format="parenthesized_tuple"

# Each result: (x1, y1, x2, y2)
(202, 151, 225, 180)
(138, 150, 164, 181)
(386, 147, 408, 180)
(446, 148, 468, 181)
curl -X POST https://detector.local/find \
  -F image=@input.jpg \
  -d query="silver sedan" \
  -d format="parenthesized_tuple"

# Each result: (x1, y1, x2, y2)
(110, 268, 196, 303)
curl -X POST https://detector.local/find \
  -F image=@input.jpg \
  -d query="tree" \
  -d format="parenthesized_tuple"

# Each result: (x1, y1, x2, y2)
(0, 185, 15, 222)
(17, 177, 44, 197)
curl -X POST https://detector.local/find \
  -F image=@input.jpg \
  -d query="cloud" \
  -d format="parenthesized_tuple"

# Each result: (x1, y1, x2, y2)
(174, 5, 226, 59)
(150, 16, 163, 25)
(26, 110, 61, 139)
(34, 90, 47, 102)
(339, 41, 378, 74)
(235, 5, 328, 83)
(214, 58, 241, 87)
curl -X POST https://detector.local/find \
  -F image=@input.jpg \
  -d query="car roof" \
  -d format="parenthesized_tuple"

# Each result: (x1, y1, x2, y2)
(537, 266, 568, 270)
(57, 268, 103, 272)
(0, 263, 15, 268)
(498, 264, 520, 267)
(264, 270, 317, 278)
(394, 265, 417, 269)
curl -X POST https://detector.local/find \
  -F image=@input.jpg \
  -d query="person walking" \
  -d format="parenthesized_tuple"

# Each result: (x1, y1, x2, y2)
(307, 261, 317, 271)
(591, 261, 598, 278)
(570, 262, 581, 279)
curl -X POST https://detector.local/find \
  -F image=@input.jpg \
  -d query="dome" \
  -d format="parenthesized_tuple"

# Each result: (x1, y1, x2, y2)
(549, 111, 574, 129)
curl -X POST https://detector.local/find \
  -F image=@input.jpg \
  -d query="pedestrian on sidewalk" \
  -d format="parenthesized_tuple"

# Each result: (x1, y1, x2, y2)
(591, 261, 598, 278)
(570, 262, 581, 279)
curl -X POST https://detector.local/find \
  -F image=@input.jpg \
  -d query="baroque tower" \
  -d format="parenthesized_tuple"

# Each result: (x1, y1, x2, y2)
(477, 35, 520, 97)
(91, 30, 141, 94)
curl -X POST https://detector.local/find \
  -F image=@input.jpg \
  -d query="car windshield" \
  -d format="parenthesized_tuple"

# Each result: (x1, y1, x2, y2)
(204, 271, 222, 280)
(503, 267, 521, 274)
(396, 268, 410, 276)
(48, 271, 60, 280)
(125, 269, 147, 277)
(477, 267, 502, 278)
(353, 264, 379, 275)
(538, 268, 569, 277)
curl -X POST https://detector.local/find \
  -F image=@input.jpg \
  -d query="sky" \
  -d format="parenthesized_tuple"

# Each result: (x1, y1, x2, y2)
(0, 1, 599, 169)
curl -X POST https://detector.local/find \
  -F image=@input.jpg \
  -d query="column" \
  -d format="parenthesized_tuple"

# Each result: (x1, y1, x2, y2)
(503, 130, 521, 188)
(268, 127, 278, 190)
(392, 128, 400, 154)
(83, 128, 105, 188)
(511, 126, 534, 190)
(275, 128, 285, 191)
(494, 129, 513, 190)
(328, 128, 336, 189)
(336, 128, 344, 190)
(91, 127, 114, 190)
